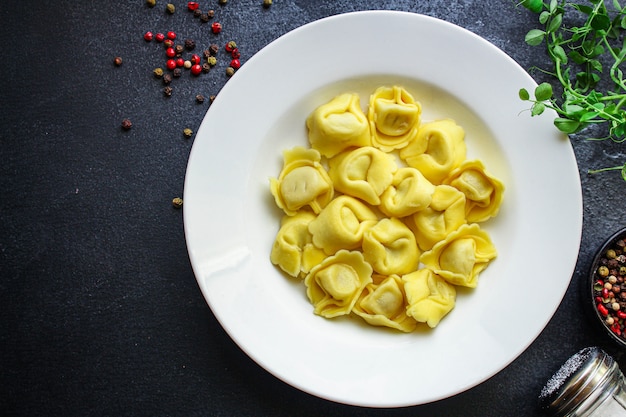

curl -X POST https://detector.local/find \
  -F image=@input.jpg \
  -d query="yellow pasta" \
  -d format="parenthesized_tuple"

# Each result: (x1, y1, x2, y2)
(269, 85, 504, 331)
(443, 159, 505, 223)
(353, 274, 417, 332)
(403, 269, 456, 328)
(270, 212, 327, 278)
(420, 223, 498, 288)
(400, 119, 466, 184)
(368, 86, 421, 151)
(328, 146, 397, 205)
(308, 195, 378, 255)
(304, 250, 373, 318)
(306, 92, 371, 158)
(270, 146, 334, 216)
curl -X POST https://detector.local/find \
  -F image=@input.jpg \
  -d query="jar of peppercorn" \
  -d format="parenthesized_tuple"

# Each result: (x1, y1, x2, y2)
(586, 227, 626, 348)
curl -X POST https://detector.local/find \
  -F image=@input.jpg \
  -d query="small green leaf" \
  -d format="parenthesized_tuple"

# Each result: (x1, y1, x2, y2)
(532, 102, 546, 116)
(548, 13, 563, 32)
(580, 111, 600, 122)
(519, 88, 530, 100)
(591, 13, 611, 31)
(521, 0, 544, 13)
(525, 29, 546, 46)
(534, 82, 554, 101)
(569, 50, 587, 64)
(549, 0, 558, 13)
(554, 118, 582, 133)
(539, 11, 551, 24)
(550, 44, 568, 63)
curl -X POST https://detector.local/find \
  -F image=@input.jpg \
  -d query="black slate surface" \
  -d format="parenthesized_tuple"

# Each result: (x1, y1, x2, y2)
(1, 1, 625, 416)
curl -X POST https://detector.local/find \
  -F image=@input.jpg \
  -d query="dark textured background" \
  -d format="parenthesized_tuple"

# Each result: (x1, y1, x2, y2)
(1, 1, 625, 416)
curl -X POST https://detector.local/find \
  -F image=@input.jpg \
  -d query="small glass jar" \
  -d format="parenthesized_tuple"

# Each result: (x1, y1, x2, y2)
(539, 347, 626, 416)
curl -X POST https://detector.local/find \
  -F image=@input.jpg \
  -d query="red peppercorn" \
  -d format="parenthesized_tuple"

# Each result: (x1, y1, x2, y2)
(602, 288, 610, 299)
(211, 22, 222, 34)
(225, 41, 237, 52)
(188, 2, 199, 10)
(190, 64, 202, 75)
(167, 31, 177, 40)
(155, 33, 165, 42)
(598, 304, 609, 316)
(230, 59, 241, 69)
(618, 311, 626, 320)
(166, 47, 176, 58)
(176, 58, 185, 67)
(144, 31, 154, 41)
(164, 39, 174, 48)
(191, 54, 201, 65)
(231, 48, 241, 59)
(166, 59, 177, 70)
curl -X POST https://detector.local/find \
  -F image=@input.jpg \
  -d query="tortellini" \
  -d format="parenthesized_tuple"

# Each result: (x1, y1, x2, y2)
(368, 86, 421, 152)
(304, 250, 373, 318)
(400, 119, 466, 184)
(403, 269, 456, 328)
(409, 185, 467, 252)
(353, 275, 417, 333)
(328, 146, 397, 205)
(270, 212, 328, 278)
(443, 159, 505, 223)
(362, 218, 420, 276)
(379, 167, 435, 218)
(420, 223, 498, 288)
(270, 147, 334, 216)
(269, 85, 505, 332)
(308, 195, 378, 255)
(306, 92, 371, 158)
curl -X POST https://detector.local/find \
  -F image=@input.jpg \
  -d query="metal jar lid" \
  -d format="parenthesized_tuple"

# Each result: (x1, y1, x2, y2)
(539, 347, 620, 416)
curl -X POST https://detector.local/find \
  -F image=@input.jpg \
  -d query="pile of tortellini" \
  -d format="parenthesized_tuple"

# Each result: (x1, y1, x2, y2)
(269, 85, 504, 333)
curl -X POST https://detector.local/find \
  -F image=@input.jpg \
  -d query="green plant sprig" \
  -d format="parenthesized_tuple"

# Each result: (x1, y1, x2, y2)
(518, 0, 626, 181)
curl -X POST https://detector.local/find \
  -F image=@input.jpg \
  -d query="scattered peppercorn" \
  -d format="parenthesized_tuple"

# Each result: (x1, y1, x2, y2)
(184, 39, 196, 50)
(230, 58, 241, 69)
(144, 31, 154, 41)
(200, 13, 210, 22)
(211, 22, 222, 34)
(183, 128, 193, 138)
(191, 54, 201, 65)
(172, 197, 183, 208)
(113, 56, 123, 66)
(184, 60, 192, 69)
(225, 66, 235, 77)
(175, 44, 185, 55)
(146, 0, 156, 7)
(225, 41, 237, 52)
(166, 47, 176, 58)
(164, 86, 173, 97)
(187, 1, 199, 10)
(209, 44, 219, 56)
(176, 57, 185, 67)
(207, 9, 215, 18)
(166, 3, 175, 13)
(155, 32, 165, 42)
(162, 73, 172, 84)
(219, 0, 228, 4)
(202, 63, 211, 73)
(164, 39, 174, 48)
(209, 95, 216, 103)
(153, 67, 164, 78)
(173, 67, 182, 78)
(231, 48, 241, 59)
(167, 31, 177, 40)
(121, 119, 132, 130)
(263, 0, 272, 8)
(194, 9, 203, 18)
(206, 56, 217, 66)
(196, 94, 205, 103)
(166, 59, 177, 70)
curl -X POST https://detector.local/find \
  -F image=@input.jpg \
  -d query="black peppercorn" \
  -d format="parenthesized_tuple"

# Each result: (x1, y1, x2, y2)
(174, 44, 184, 55)
(162, 73, 172, 85)
(209, 44, 219, 56)
(121, 119, 132, 130)
(184, 39, 196, 50)
(173, 68, 182, 78)
(113, 56, 123, 66)
(202, 63, 211, 73)
(207, 9, 215, 18)
(163, 86, 173, 97)
(200, 13, 210, 23)
(193, 9, 202, 18)
(196, 94, 205, 103)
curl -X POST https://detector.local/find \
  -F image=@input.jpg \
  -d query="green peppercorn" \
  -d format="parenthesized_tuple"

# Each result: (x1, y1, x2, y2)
(620, 266, 626, 276)
(166, 3, 175, 13)
(599, 265, 610, 277)
(172, 197, 183, 209)
(219, 0, 228, 4)
(607, 249, 617, 259)
(263, 0, 272, 7)
(225, 66, 235, 77)
(146, 0, 156, 7)
(153, 67, 164, 78)
(207, 56, 217, 66)
(183, 128, 193, 138)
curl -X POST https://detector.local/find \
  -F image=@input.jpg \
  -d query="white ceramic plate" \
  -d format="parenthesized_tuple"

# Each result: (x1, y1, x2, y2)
(184, 11, 582, 407)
